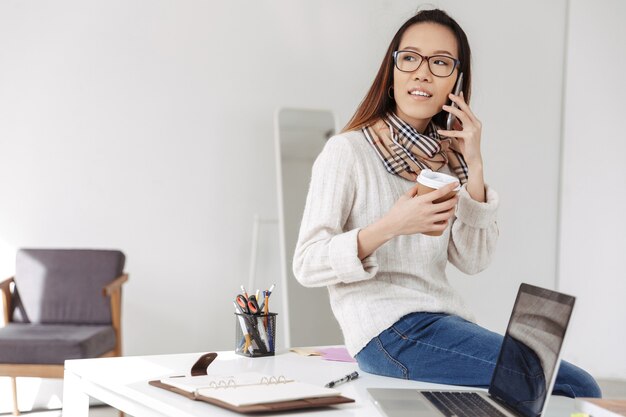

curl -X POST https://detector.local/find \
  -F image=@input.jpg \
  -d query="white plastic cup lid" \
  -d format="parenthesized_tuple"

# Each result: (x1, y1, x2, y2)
(416, 169, 461, 191)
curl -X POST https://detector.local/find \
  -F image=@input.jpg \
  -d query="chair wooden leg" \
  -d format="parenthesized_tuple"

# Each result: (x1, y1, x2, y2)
(11, 376, 20, 416)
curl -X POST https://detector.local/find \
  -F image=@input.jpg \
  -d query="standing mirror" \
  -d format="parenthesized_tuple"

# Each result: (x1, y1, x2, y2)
(274, 107, 343, 348)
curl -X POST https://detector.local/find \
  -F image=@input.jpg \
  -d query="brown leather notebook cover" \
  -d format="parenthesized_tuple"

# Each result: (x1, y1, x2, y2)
(148, 379, 354, 414)
(147, 352, 355, 414)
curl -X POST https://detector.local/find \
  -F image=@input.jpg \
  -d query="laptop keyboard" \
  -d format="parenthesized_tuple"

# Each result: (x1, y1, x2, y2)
(422, 391, 508, 417)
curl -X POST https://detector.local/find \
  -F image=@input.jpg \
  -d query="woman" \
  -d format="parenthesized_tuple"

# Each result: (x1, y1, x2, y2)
(292, 8, 601, 398)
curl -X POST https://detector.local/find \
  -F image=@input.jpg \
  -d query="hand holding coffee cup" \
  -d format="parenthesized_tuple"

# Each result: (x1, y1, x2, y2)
(415, 169, 461, 236)
(380, 170, 460, 238)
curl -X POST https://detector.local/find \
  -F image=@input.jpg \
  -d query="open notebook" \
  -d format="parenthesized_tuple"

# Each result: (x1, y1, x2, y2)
(150, 371, 354, 414)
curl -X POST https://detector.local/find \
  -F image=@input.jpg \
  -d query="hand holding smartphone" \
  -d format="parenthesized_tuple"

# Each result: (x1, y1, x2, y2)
(445, 72, 464, 131)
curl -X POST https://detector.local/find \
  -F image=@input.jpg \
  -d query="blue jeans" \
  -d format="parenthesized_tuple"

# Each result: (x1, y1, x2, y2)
(355, 312, 601, 398)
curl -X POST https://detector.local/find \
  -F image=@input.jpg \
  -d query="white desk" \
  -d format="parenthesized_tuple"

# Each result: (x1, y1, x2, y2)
(62, 349, 576, 417)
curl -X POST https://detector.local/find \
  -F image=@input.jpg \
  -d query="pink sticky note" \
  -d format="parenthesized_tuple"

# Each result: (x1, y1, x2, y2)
(318, 347, 357, 363)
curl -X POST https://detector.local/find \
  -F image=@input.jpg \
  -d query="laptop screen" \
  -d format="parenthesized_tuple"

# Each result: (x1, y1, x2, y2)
(489, 284, 575, 417)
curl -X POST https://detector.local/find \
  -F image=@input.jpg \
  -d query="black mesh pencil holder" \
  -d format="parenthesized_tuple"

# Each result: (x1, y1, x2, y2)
(235, 312, 277, 357)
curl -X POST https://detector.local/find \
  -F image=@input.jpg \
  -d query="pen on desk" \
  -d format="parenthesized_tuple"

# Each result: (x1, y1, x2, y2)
(325, 371, 359, 388)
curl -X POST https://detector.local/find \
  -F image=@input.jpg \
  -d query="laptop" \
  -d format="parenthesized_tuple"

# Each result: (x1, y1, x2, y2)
(368, 283, 576, 417)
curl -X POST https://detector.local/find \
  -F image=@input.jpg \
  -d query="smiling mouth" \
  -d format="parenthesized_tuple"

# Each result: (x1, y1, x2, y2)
(409, 90, 432, 98)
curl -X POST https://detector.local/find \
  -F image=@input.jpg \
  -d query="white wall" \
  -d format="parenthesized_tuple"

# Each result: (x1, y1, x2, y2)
(444, 0, 568, 334)
(558, 0, 626, 378)
(0, 0, 400, 357)
(0, 0, 621, 411)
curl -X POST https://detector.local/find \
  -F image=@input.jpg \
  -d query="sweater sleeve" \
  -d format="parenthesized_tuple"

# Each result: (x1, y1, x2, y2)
(292, 136, 379, 288)
(447, 184, 499, 275)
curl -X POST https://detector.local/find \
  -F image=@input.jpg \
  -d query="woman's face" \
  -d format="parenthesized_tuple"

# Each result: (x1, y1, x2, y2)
(393, 22, 460, 132)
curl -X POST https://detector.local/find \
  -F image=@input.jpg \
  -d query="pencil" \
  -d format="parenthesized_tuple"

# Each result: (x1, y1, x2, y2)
(264, 291, 269, 327)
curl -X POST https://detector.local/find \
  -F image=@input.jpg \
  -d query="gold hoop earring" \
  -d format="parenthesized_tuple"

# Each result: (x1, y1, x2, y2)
(387, 86, 395, 100)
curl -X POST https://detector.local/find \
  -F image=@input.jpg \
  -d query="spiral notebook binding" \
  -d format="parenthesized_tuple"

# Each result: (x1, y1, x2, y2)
(260, 375, 290, 385)
(207, 378, 237, 389)
(192, 375, 294, 397)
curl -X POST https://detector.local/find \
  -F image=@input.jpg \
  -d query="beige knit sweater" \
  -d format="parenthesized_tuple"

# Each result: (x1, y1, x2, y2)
(292, 131, 500, 357)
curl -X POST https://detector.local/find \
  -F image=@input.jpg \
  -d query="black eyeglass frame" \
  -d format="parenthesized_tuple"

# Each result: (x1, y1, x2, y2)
(392, 50, 461, 78)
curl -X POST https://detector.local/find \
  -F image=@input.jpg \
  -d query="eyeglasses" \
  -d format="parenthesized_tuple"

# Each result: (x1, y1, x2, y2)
(392, 50, 460, 78)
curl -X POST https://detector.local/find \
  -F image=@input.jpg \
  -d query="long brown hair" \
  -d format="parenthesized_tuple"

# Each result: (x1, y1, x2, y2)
(342, 9, 472, 132)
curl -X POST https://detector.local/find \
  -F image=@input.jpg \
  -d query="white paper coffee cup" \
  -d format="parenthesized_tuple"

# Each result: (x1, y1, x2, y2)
(416, 169, 461, 192)
(415, 169, 460, 236)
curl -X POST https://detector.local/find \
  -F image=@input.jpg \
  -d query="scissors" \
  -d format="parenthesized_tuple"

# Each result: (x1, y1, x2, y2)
(247, 295, 260, 315)
(237, 294, 261, 315)
(236, 294, 251, 314)
(234, 295, 268, 354)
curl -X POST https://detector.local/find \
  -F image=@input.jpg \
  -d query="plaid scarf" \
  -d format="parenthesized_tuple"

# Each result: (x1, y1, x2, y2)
(362, 113, 468, 184)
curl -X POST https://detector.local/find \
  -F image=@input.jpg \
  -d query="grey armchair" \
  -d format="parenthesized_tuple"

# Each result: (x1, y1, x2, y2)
(0, 249, 128, 416)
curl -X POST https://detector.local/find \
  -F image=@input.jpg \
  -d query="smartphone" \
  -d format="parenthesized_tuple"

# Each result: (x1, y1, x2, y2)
(445, 72, 464, 131)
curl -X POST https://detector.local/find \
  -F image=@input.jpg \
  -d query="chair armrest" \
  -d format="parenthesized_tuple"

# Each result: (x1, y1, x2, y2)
(1, 276, 14, 324)
(103, 273, 128, 356)
(102, 273, 128, 297)
(0, 276, 13, 293)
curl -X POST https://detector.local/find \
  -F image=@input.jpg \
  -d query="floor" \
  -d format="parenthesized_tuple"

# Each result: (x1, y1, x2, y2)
(3, 378, 625, 416)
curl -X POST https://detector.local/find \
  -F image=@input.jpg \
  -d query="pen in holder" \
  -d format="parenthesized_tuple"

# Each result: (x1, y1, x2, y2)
(235, 312, 277, 357)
